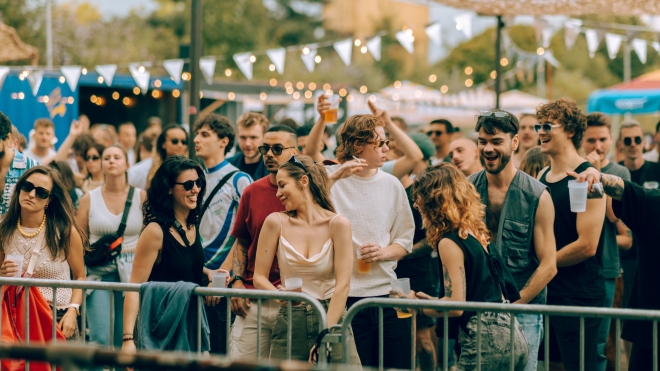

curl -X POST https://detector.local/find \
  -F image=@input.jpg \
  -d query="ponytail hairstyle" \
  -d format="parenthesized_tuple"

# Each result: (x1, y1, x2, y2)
(278, 154, 335, 217)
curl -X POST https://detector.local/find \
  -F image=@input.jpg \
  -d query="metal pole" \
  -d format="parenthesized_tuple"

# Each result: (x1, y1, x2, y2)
(46, 0, 53, 69)
(495, 16, 504, 108)
(188, 0, 202, 160)
(537, 59, 546, 98)
(623, 42, 632, 83)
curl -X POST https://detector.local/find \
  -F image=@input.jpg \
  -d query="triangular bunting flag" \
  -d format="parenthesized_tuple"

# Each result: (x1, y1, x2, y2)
(585, 29, 600, 58)
(60, 66, 82, 92)
(425, 23, 441, 45)
(652, 42, 660, 54)
(266, 48, 286, 75)
(564, 19, 582, 51)
(199, 57, 216, 85)
(544, 51, 561, 68)
(95, 64, 117, 86)
(395, 31, 414, 54)
(128, 64, 150, 94)
(632, 39, 648, 64)
(454, 13, 472, 39)
(542, 27, 553, 49)
(232, 52, 253, 80)
(605, 33, 623, 59)
(333, 38, 353, 66)
(27, 70, 44, 96)
(300, 46, 317, 72)
(366, 36, 381, 61)
(0, 67, 10, 91)
(163, 59, 184, 84)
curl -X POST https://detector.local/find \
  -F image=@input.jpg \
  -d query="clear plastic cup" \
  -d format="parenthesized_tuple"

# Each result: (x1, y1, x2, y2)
(211, 272, 227, 288)
(324, 95, 340, 124)
(356, 247, 370, 274)
(5, 254, 24, 278)
(568, 180, 588, 213)
(285, 277, 303, 306)
(390, 278, 412, 318)
(644, 181, 659, 190)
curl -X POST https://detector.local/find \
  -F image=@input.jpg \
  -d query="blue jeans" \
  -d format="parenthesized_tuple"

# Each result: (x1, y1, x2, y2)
(516, 313, 543, 371)
(597, 278, 616, 371)
(86, 271, 124, 350)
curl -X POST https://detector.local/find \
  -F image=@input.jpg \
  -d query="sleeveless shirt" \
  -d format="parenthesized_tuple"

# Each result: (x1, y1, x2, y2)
(88, 187, 143, 254)
(147, 222, 204, 285)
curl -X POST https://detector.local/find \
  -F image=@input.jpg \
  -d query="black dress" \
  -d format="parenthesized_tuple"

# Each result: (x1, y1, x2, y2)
(148, 222, 204, 285)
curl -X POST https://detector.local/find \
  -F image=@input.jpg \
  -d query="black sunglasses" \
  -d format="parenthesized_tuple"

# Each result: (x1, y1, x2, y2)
(258, 144, 295, 156)
(426, 130, 444, 137)
(622, 136, 642, 146)
(174, 177, 205, 191)
(171, 138, 188, 146)
(370, 140, 390, 148)
(85, 155, 101, 161)
(534, 123, 562, 133)
(20, 181, 51, 199)
(287, 155, 308, 173)
(480, 110, 508, 118)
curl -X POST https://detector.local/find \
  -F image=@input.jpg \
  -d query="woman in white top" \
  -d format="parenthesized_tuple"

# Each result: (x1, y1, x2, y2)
(0, 165, 86, 340)
(81, 143, 105, 193)
(76, 145, 146, 353)
(253, 155, 359, 364)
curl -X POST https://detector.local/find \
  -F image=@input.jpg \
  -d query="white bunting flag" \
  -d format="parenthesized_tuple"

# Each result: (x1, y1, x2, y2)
(605, 33, 623, 59)
(544, 50, 561, 68)
(366, 36, 381, 61)
(95, 64, 117, 86)
(585, 29, 600, 58)
(199, 57, 216, 85)
(542, 27, 553, 49)
(564, 19, 582, 51)
(395, 30, 414, 54)
(425, 23, 442, 45)
(652, 42, 660, 54)
(128, 64, 150, 94)
(163, 59, 184, 84)
(632, 39, 648, 64)
(233, 52, 253, 80)
(266, 48, 286, 75)
(333, 38, 353, 66)
(27, 70, 44, 96)
(0, 67, 10, 91)
(454, 13, 473, 39)
(300, 46, 317, 72)
(60, 66, 82, 92)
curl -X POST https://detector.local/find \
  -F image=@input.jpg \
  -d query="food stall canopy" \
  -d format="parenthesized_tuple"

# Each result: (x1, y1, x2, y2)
(430, 0, 659, 15)
(587, 69, 660, 115)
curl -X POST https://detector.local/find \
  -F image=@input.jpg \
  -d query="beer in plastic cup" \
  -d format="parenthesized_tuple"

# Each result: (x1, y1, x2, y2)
(644, 181, 659, 190)
(285, 277, 303, 306)
(390, 278, 412, 318)
(568, 180, 588, 213)
(324, 95, 340, 124)
(5, 254, 23, 278)
(212, 272, 227, 288)
(356, 247, 370, 274)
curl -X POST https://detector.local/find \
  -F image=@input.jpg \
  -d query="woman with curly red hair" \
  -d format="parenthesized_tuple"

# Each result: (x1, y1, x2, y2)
(409, 163, 529, 370)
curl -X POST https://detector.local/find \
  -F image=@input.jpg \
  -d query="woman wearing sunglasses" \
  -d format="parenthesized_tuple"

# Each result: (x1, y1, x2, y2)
(77, 146, 146, 361)
(253, 154, 360, 364)
(81, 143, 105, 193)
(407, 163, 528, 370)
(146, 124, 189, 189)
(0, 166, 87, 340)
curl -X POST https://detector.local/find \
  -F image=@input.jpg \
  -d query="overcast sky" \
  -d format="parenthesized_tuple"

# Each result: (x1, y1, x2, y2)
(55, 0, 159, 18)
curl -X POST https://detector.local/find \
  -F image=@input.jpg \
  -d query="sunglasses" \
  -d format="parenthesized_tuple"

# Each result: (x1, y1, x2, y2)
(534, 123, 562, 133)
(20, 181, 51, 199)
(171, 138, 188, 146)
(174, 177, 205, 191)
(426, 130, 444, 137)
(85, 155, 101, 161)
(258, 144, 295, 156)
(480, 110, 508, 118)
(370, 140, 390, 148)
(622, 136, 642, 146)
(287, 155, 308, 172)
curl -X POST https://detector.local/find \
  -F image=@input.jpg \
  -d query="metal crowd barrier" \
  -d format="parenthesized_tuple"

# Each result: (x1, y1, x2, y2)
(340, 297, 660, 371)
(0, 277, 329, 369)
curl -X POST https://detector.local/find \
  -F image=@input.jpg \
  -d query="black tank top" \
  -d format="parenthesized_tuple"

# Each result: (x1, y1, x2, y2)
(539, 162, 604, 300)
(148, 222, 204, 285)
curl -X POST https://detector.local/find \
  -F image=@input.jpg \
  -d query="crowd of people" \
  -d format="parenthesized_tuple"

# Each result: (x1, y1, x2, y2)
(0, 93, 658, 371)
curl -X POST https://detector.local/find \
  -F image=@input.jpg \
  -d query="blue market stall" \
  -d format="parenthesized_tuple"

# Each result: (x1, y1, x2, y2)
(587, 69, 660, 115)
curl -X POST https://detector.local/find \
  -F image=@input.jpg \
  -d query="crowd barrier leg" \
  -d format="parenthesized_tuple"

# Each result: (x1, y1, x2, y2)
(378, 306, 383, 371)
(580, 316, 585, 371)
(442, 312, 448, 371)
(615, 318, 621, 371)
(81, 289, 87, 345)
(544, 314, 550, 371)
(256, 298, 262, 359)
(654, 320, 658, 371)
(510, 311, 515, 371)
(225, 298, 231, 355)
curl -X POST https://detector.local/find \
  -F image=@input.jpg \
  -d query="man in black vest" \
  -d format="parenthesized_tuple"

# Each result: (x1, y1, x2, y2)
(468, 109, 557, 371)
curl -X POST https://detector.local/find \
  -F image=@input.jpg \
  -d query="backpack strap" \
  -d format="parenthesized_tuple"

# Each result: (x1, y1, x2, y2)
(116, 187, 135, 237)
(200, 170, 239, 217)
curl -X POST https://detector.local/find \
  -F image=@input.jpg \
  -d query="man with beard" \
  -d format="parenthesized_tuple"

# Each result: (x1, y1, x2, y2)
(227, 113, 270, 180)
(0, 111, 39, 215)
(512, 112, 539, 168)
(468, 109, 557, 371)
(449, 138, 483, 176)
(536, 99, 607, 371)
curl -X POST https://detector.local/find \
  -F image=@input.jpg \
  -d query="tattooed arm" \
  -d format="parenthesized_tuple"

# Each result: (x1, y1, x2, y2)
(419, 238, 466, 318)
(567, 168, 625, 201)
(230, 238, 251, 317)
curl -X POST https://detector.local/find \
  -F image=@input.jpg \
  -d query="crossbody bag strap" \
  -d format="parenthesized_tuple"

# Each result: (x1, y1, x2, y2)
(116, 187, 135, 237)
(200, 170, 239, 217)
(172, 220, 191, 249)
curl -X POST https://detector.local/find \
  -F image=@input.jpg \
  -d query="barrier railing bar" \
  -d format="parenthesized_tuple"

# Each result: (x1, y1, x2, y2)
(51, 287, 57, 343)
(476, 311, 481, 371)
(378, 306, 383, 371)
(109, 289, 115, 351)
(81, 289, 87, 345)
(545, 315, 549, 371)
(579, 316, 585, 371)
(197, 295, 202, 354)
(510, 312, 515, 371)
(654, 320, 658, 371)
(257, 297, 262, 360)
(615, 318, 621, 371)
(25, 287, 30, 371)
(410, 313, 416, 371)
(225, 298, 231, 356)
(286, 300, 292, 360)
(443, 312, 448, 371)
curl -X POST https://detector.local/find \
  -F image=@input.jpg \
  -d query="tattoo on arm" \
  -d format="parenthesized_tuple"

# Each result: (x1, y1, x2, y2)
(443, 264, 453, 297)
(603, 174, 625, 198)
(232, 241, 248, 276)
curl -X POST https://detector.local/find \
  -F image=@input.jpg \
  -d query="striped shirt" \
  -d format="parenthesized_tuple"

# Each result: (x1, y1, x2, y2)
(0, 150, 39, 215)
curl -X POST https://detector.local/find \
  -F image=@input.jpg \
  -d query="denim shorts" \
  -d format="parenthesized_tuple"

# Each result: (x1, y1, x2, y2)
(457, 312, 528, 371)
(269, 298, 360, 365)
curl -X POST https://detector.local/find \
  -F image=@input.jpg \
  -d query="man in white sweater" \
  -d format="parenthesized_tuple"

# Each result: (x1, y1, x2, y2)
(326, 114, 415, 369)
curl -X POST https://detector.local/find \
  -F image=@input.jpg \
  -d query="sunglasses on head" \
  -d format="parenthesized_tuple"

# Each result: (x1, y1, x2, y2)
(622, 136, 642, 146)
(258, 144, 295, 156)
(480, 110, 509, 118)
(534, 123, 562, 133)
(370, 140, 390, 148)
(174, 177, 205, 191)
(171, 138, 188, 146)
(287, 155, 308, 173)
(20, 181, 51, 199)
(86, 155, 101, 161)
(426, 130, 444, 137)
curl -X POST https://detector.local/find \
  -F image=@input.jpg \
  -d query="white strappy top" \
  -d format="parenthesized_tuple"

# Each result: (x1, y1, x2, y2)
(276, 213, 338, 300)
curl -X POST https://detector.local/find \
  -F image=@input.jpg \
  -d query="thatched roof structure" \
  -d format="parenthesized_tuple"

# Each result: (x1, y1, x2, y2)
(0, 21, 39, 65)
